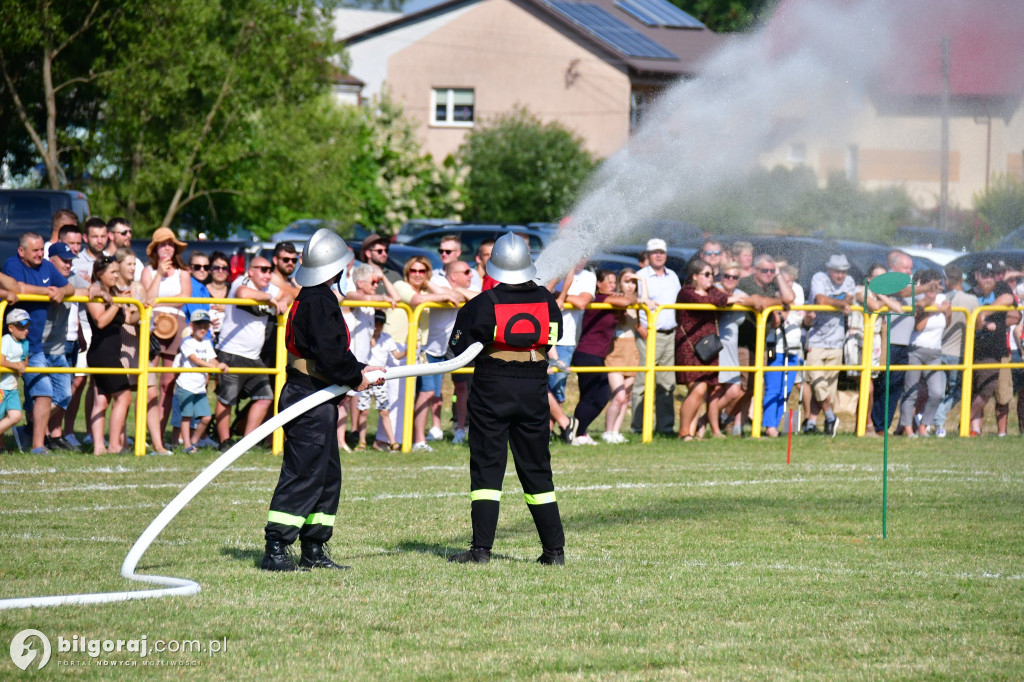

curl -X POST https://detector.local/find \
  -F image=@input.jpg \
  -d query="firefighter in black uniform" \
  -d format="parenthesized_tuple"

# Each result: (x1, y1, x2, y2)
(261, 228, 384, 572)
(447, 232, 566, 565)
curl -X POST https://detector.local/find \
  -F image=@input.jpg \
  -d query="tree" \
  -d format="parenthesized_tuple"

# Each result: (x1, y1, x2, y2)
(674, 0, 773, 33)
(93, 0, 340, 232)
(359, 92, 465, 234)
(458, 106, 595, 224)
(973, 174, 1024, 248)
(0, 0, 124, 188)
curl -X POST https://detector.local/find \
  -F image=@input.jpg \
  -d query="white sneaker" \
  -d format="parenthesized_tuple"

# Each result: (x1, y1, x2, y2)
(601, 432, 626, 444)
(412, 441, 434, 452)
(452, 428, 466, 444)
(572, 434, 598, 446)
(935, 428, 946, 438)
(427, 427, 444, 442)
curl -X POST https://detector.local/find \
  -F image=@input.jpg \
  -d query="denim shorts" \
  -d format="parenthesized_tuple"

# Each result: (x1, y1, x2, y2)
(24, 352, 72, 409)
(416, 353, 444, 394)
(547, 345, 575, 403)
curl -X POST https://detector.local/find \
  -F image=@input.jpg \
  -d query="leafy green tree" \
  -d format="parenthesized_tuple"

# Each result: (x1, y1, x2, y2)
(458, 106, 595, 224)
(973, 174, 1024, 248)
(359, 92, 465, 234)
(92, 0, 340, 233)
(0, 0, 126, 188)
(674, 0, 773, 33)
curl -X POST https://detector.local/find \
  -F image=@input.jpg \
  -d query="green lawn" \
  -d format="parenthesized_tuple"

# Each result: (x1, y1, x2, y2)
(1, 435, 1022, 679)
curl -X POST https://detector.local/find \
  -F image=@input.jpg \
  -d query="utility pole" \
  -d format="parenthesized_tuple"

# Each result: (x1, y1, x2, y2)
(939, 37, 950, 233)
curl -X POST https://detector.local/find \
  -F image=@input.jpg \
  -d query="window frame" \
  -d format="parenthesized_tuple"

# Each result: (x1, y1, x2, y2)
(431, 87, 475, 128)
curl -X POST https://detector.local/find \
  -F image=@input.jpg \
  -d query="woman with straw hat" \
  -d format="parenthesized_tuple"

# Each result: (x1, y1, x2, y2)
(141, 227, 192, 450)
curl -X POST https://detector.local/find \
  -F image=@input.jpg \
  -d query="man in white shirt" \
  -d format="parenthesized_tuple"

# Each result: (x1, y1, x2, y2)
(804, 254, 856, 436)
(107, 217, 142, 280)
(630, 238, 681, 434)
(433, 235, 482, 291)
(214, 256, 289, 446)
(413, 260, 479, 450)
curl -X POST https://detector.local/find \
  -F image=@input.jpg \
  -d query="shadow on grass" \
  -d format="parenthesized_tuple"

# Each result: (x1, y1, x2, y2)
(392, 540, 525, 563)
(220, 546, 263, 568)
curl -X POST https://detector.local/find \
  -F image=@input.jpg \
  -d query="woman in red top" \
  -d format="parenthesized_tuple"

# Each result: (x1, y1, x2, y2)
(568, 269, 637, 444)
(675, 260, 743, 441)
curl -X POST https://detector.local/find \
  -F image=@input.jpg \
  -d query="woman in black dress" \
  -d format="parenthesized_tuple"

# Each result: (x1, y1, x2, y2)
(87, 255, 139, 455)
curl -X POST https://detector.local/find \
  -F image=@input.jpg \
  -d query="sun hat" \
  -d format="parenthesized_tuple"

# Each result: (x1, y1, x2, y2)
(146, 227, 187, 258)
(825, 254, 851, 271)
(152, 312, 180, 340)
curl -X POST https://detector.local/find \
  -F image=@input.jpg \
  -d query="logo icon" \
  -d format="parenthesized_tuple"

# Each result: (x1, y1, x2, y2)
(10, 629, 51, 670)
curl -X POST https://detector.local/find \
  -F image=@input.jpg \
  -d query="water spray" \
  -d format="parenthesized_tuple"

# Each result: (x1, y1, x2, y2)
(0, 343, 483, 611)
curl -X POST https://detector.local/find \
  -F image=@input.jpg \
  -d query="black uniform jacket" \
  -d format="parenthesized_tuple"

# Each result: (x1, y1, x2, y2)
(448, 282, 563, 357)
(285, 283, 366, 390)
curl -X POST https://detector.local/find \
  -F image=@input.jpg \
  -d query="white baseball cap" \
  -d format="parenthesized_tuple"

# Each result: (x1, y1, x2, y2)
(646, 238, 667, 252)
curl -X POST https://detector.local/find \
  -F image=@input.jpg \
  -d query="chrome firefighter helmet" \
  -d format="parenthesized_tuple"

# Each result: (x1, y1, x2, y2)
(486, 232, 536, 284)
(295, 228, 353, 287)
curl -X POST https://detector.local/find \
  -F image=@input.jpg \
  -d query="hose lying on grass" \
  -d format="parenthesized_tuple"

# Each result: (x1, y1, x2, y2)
(0, 343, 483, 610)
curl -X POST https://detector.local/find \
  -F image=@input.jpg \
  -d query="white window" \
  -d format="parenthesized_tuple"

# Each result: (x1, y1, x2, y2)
(432, 88, 474, 127)
(788, 142, 806, 164)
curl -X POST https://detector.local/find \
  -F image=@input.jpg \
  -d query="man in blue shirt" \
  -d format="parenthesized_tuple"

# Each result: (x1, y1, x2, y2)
(3, 232, 74, 454)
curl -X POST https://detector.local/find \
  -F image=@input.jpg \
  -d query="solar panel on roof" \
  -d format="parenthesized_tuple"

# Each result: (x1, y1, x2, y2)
(615, 0, 705, 28)
(548, 1, 678, 59)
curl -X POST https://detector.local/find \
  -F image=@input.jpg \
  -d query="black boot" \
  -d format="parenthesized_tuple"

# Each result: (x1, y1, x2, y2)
(299, 540, 350, 570)
(448, 546, 491, 564)
(537, 547, 565, 565)
(260, 540, 298, 572)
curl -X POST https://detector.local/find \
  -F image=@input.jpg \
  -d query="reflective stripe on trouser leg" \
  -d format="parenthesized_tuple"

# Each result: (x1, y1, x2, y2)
(265, 383, 343, 545)
(524, 492, 556, 505)
(470, 489, 502, 502)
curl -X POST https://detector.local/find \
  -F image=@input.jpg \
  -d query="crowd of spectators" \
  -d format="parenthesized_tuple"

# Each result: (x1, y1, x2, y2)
(1, 210, 1022, 455)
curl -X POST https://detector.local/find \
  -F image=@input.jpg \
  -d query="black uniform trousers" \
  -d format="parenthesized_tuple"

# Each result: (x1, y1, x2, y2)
(466, 360, 564, 551)
(264, 382, 343, 545)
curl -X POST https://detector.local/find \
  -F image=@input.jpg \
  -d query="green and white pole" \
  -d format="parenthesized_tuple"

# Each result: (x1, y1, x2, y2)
(867, 272, 912, 539)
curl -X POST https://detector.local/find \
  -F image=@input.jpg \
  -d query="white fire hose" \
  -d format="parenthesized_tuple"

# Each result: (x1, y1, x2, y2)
(0, 343, 483, 610)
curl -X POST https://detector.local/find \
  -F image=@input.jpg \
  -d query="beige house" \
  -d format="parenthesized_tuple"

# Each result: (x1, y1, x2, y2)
(761, 0, 1024, 210)
(340, 0, 724, 160)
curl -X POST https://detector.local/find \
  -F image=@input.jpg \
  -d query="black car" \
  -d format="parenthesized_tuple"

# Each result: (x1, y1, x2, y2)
(947, 250, 1024, 288)
(404, 225, 547, 263)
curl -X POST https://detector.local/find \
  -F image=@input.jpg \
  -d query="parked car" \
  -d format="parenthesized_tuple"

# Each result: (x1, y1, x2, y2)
(0, 189, 90, 235)
(404, 225, 547, 263)
(947, 250, 1024, 289)
(997, 225, 1024, 250)
(271, 219, 345, 245)
(394, 218, 457, 244)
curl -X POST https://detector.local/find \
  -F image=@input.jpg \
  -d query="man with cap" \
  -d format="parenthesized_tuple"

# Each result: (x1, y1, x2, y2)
(359, 233, 401, 285)
(262, 229, 385, 572)
(968, 261, 1020, 436)
(630, 238, 681, 435)
(446, 232, 566, 565)
(803, 254, 856, 436)
(42, 242, 108, 449)
(3, 232, 75, 453)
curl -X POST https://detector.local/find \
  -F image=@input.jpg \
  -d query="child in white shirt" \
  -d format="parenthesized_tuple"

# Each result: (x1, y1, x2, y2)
(358, 311, 406, 451)
(0, 309, 30, 449)
(175, 310, 228, 452)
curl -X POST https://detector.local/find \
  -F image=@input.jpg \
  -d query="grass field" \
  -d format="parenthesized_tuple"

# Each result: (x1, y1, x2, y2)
(1, 434, 1022, 679)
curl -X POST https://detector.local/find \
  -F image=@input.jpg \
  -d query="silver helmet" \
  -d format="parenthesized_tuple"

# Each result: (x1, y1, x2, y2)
(486, 232, 536, 284)
(295, 228, 353, 287)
